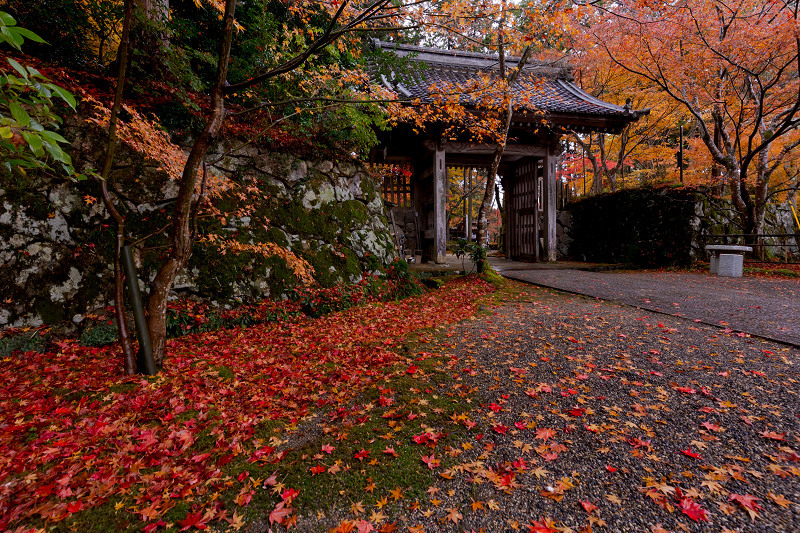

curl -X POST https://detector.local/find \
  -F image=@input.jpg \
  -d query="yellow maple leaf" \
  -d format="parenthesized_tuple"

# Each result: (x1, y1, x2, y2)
(350, 501, 364, 516)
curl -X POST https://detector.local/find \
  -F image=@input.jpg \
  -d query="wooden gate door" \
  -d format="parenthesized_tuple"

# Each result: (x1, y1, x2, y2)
(509, 158, 539, 260)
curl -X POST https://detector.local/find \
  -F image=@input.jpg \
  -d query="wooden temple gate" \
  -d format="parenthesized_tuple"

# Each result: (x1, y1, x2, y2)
(506, 158, 541, 261)
(371, 40, 646, 263)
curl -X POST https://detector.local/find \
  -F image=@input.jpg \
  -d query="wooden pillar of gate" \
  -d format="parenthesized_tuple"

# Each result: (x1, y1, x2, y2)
(542, 152, 557, 262)
(433, 144, 447, 263)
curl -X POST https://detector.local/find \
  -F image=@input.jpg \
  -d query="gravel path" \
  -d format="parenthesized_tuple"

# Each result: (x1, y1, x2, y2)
(269, 282, 800, 533)
(435, 284, 800, 532)
(494, 268, 800, 347)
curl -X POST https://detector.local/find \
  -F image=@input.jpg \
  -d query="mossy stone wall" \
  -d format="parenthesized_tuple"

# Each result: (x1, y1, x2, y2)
(0, 114, 396, 329)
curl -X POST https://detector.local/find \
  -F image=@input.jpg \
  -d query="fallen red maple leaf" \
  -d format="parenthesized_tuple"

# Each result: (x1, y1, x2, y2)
(759, 430, 786, 441)
(383, 446, 398, 457)
(421, 454, 440, 469)
(535, 427, 556, 440)
(580, 500, 598, 513)
(269, 501, 291, 525)
(354, 449, 370, 461)
(178, 511, 207, 531)
(528, 516, 559, 533)
(680, 448, 702, 459)
(281, 488, 299, 501)
(729, 493, 762, 519)
(679, 498, 709, 522)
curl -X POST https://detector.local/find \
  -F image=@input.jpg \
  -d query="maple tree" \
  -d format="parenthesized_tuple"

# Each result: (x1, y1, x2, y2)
(84, 0, 427, 370)
(390, 0, 577, 245)
(565, 45, 687, 194)
(582, 0, 800, 236)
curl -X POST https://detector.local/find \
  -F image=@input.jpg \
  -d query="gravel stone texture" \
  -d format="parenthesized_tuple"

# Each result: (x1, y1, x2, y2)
(494, 268, 800, 347)
(267, 281, 800, 533)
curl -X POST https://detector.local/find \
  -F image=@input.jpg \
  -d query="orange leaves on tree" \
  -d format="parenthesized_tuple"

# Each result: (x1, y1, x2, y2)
(84, 96, 188, 182)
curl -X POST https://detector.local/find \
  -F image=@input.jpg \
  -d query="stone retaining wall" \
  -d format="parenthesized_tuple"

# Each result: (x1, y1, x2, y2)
(0, 114, 396, 328)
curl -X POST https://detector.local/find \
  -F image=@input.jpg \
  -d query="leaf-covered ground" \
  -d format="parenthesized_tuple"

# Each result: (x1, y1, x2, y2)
(259, 282, 800, 533)
(4, 276, 800, 533)
(0, 276, 494, 532)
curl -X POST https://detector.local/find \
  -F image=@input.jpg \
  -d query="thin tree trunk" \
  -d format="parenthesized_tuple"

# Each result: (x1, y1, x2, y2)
(146, 0, 236, 368)
(477, 105, 511, 246)
(494, 177, 504, 250)
(99, 0, 137, 375)
(477, 39, 531, 245)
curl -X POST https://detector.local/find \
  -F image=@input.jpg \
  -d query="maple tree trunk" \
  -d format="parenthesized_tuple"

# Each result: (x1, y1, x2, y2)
(146, 0, 236, 368)
(477, 41, 531, 247)
(100, 0, 137, 375)
(477, 102, 512, 247)
(494, 181, 504, 251)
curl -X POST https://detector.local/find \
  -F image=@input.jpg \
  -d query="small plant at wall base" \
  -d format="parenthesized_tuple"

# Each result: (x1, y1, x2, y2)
(0, 329, 49, 357)
(385, 258, 425, 299)
(454, 238, 487, 273)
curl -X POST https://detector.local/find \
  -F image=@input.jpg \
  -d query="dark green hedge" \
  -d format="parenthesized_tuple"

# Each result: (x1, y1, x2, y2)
(566, 186, 697, 267)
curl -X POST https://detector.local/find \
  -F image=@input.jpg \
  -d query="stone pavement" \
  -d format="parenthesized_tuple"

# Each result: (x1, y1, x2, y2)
(490, 259, 800, 347)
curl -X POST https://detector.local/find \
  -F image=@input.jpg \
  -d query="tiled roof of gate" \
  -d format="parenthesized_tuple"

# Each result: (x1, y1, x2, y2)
(372, 40, 644, 122)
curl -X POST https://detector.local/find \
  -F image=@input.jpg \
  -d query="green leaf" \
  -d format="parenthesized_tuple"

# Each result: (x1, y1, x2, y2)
(6, 57, 27, 79)
(9, 101, 30, 127)
(0, 12, 16, 27)
(1, 25, 24, 50)
(50, 85, 77, 110)
(21, 131, 44, 156)
(27, 117, 44, 132)
(42, 139, 69, 163)
(14, 27, 46, 44)
(39, 130, 68, 145)
(0, 126, 11, 139)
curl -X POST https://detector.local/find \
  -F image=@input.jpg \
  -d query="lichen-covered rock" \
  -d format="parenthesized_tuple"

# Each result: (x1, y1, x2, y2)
(0, 114, 396, 328)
